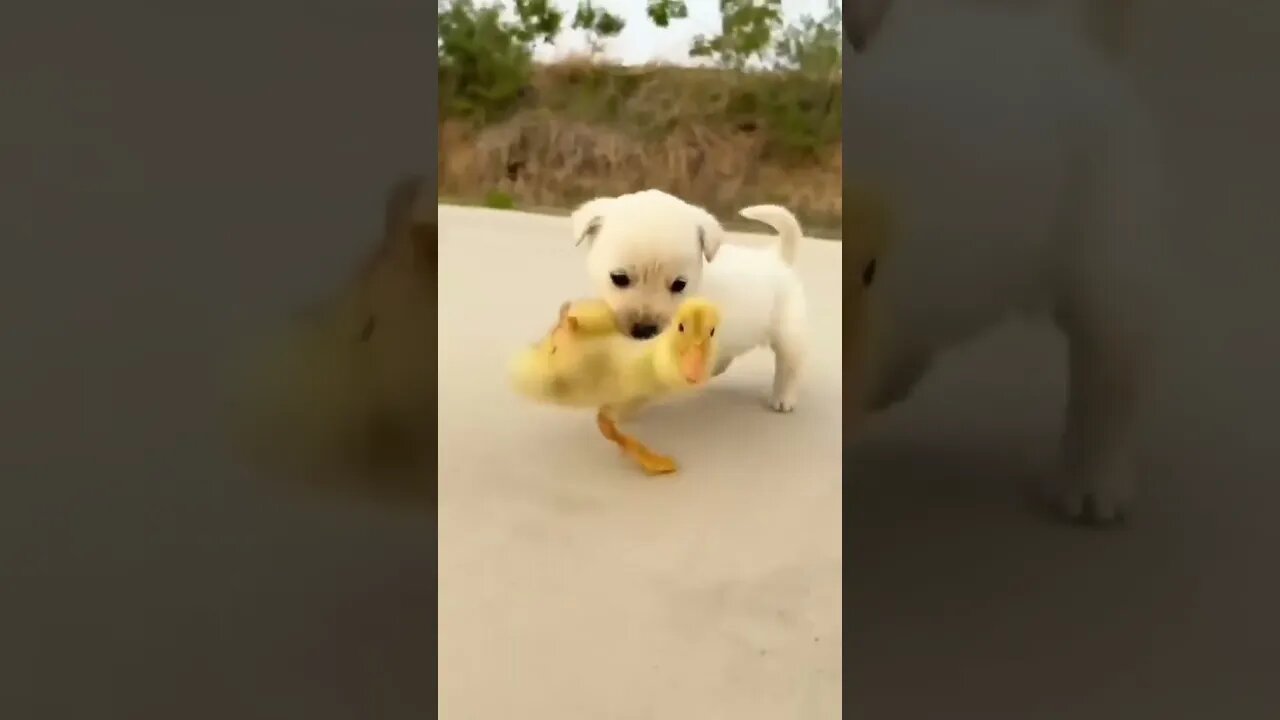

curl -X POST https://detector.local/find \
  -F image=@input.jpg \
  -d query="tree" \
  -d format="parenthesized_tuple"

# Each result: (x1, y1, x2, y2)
(645, 0, 689, 28)
(438, 0, 535, 122)
(573, 1, 627, 56)
(773, 0, 842, 77)
(689, 0, 784, 69)
(512, 0, 565, 46)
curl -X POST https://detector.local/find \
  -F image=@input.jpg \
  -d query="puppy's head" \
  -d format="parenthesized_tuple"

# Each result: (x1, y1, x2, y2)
(571, 190, 724, 340)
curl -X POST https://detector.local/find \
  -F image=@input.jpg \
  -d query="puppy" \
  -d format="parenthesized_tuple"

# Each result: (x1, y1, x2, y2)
(571, 189, 808, 412)
(846, 0, 1166, 523)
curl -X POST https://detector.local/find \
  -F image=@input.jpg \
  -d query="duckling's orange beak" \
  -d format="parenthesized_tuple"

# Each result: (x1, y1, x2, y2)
(679, 340, 712, 385)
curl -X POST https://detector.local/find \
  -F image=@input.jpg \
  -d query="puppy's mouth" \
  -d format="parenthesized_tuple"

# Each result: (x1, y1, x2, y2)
(629, 323, 659, 339)
(627, 319, 669, 339)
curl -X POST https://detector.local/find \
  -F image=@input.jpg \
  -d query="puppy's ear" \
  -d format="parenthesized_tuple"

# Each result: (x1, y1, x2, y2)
(846, 0, 893, 54)
(571, 197, 614, 247)
(690, 207, 725, 262)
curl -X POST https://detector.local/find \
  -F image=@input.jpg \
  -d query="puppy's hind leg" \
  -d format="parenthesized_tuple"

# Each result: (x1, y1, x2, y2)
(768, 293, 807, 413)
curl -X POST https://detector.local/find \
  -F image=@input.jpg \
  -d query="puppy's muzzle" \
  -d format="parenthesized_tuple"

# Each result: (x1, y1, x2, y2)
(629, 322, 660, 340)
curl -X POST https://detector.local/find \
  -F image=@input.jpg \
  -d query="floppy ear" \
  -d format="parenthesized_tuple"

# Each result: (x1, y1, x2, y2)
(689, 207, 725, 262)
(571, 196, 614, 247)
(846, 0, 893, 54)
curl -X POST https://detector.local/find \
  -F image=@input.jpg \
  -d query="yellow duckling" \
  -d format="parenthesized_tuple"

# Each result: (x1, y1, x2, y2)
(510, 297, 720, 475)
(224, 175, 436, 505)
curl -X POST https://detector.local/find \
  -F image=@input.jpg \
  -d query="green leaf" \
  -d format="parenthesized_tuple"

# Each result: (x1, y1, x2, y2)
(646, 0, 689, 28)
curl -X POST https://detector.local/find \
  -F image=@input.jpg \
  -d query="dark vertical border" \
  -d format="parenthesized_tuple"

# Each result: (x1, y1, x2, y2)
(841, 23, 855, 720)
(427, 3, 441, 714)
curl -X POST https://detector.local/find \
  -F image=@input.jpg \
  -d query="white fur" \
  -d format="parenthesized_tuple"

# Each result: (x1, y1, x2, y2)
(849, 1, 1166, 522)
(572, 190, 809, 412)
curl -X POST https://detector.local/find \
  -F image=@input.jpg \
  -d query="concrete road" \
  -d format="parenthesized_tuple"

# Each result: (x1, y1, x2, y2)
(436, 206, 844, 718)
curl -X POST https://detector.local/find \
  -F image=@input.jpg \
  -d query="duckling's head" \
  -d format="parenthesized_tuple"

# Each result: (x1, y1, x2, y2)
(665, 298, 720, 386)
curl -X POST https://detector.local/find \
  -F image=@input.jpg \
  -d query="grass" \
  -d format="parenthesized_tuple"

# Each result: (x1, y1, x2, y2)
(439, 57, 842, 237)
(482, 189, 516, 209)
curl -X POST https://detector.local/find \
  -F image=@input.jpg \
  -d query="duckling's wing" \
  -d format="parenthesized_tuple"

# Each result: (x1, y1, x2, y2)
(565, 300, 620, 336)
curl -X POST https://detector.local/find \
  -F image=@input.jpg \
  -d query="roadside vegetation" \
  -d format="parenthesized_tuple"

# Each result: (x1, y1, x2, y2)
(438, 0, 843, 236)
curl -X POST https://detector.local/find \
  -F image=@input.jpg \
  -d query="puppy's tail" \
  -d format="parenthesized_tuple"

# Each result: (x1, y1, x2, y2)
(738, 204, 804, 266)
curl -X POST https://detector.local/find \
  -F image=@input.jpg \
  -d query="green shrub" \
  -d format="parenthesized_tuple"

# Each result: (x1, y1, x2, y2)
(483, 189, 516, 210)
(438, 1, 534, 124)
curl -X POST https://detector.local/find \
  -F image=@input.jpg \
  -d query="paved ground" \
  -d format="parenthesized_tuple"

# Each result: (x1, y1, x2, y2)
(436, 207, 844, 718)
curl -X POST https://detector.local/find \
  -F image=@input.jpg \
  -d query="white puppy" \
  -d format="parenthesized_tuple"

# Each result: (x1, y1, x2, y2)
(846, 0, 1166, 523)
(571, 189, 808, 412)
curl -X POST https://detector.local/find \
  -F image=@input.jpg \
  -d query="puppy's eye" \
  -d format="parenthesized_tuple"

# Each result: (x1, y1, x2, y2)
(669, 278, 687, 293)
(609, 272, 631, 288)
(862, 258, 877, 287)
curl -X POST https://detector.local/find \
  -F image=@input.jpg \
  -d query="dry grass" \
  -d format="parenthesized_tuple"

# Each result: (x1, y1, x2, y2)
(439, 59, 842, 235)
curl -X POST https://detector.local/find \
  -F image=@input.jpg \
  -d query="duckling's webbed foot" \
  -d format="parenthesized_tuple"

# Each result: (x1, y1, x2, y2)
(596, 408, 677, 476)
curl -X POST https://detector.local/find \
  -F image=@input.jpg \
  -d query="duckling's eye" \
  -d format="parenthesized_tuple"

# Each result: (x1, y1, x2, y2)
(669, 278, 687, 293)
(678, 323, 685, 333)
(710, 327, 715, 337)
(610, 272, 631, 288)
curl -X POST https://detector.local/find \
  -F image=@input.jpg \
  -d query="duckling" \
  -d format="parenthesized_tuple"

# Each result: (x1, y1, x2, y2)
(225, 174, 437, 505)
(510, 297, 721, 475)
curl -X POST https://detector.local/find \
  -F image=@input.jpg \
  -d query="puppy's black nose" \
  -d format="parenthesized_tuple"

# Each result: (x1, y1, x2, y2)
(630, 323, 659, 339)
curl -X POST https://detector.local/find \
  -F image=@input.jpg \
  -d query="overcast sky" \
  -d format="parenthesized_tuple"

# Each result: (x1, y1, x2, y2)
(532, 0, 838, 65)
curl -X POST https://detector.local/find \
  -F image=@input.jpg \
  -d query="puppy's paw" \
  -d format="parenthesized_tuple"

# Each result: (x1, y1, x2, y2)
(1048, 461, 1135, 526)
(767, 394, 797, 413)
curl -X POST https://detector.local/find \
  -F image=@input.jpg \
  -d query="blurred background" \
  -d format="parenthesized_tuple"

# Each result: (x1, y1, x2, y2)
(847, 1, 1280, 717)
(438, 0, 843, 235)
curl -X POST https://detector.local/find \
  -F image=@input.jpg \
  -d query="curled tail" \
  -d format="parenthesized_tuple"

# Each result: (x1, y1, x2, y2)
(738, 204, 804, 266)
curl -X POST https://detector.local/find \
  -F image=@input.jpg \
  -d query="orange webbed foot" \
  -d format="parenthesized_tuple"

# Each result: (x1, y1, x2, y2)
(596, 409, 678, 477)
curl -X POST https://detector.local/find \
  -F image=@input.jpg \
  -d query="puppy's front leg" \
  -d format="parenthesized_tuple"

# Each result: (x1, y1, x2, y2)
(1053, 311, 1144, 524)
(712, 355, 734, 378)
(865, 351, 932, 413)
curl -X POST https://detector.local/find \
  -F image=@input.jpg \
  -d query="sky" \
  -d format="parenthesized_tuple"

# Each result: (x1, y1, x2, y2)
(531, 0, 838, 65)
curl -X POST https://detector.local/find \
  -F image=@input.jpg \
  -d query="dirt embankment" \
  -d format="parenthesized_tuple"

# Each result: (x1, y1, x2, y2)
(438, 60, 842, 237)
